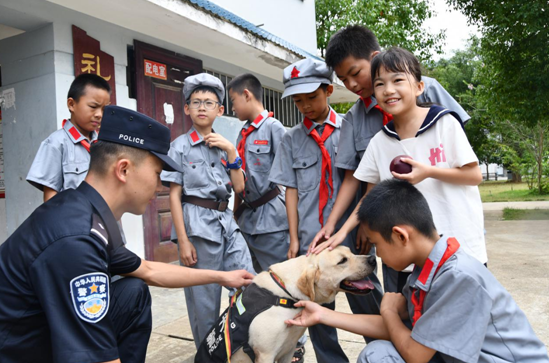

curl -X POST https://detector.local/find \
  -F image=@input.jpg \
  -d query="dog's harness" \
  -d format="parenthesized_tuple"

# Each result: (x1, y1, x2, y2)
(195, 271, 299, 363)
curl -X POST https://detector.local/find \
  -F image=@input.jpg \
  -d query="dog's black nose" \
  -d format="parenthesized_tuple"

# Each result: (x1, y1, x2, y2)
(366, 255, 376, 267)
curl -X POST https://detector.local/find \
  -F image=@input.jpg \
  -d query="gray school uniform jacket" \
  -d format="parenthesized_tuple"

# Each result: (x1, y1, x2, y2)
(236, 110, 289, 235)
(160, 127, 242, 244)
(26, 120, 98, 192)
(404, 236, 549, 363)
(335, 76, 470, 171)
(269, 108, 354, 253)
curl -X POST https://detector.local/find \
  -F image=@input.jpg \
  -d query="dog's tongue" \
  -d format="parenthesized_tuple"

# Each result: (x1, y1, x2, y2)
(349, 279, 374, 290)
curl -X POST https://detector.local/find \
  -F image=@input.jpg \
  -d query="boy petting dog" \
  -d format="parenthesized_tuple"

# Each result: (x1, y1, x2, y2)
(287, 179, 549, 363)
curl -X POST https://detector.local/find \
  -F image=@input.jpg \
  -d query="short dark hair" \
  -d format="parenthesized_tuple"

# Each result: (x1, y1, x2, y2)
(358, 179, 437, 242)
(319, 83, 329, 92)
(89, 140, 150, 176)
(67, 73, 111, 101)
(189, 86, 222, 103)
(325, 25, 381, 69)
(227, 73, 263, 102)
(370, 47, 422, 84)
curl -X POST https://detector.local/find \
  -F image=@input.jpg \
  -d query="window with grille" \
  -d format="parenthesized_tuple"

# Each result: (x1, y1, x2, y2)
(204, 69, 302, 128)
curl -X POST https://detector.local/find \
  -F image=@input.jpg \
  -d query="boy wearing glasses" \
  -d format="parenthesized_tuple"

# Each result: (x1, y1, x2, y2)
(161, 73, 255, 348)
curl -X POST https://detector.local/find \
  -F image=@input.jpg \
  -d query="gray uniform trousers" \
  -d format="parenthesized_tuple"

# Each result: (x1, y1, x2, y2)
(345, 230, 384, 341)
(382, 264, 411, 294)
(344, 187, 384, 342)
(180, 233, 254, 349)
(357, 340, 444, 363)
(241, 230, 290, 273)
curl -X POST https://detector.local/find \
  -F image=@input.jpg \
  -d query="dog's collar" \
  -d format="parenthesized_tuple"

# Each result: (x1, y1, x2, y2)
(269, 270, 295, 300)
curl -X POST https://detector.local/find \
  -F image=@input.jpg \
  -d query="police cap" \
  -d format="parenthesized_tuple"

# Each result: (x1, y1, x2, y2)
(98, 105, 182, 172)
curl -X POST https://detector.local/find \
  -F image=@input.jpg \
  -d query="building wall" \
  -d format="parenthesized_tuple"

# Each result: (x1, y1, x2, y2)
(208, 0, 318, 55)
(0, 24, 58, 237)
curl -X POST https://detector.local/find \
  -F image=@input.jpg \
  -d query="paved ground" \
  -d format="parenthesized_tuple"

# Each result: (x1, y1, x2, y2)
(146, 203, 549, 362)
(482, 200, 549, 211)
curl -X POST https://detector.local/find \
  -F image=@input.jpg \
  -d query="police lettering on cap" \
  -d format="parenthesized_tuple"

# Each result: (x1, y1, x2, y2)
(98, 105, 182, 172)
(183, 73, 225, 103)
(282, 58, 333, 99)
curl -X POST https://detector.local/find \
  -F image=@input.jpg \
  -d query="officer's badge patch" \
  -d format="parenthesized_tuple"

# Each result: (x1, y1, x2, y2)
(70, 272, 109, 323)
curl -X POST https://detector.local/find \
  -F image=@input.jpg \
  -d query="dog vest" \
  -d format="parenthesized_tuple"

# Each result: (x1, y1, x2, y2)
(195, 282, 298, 363)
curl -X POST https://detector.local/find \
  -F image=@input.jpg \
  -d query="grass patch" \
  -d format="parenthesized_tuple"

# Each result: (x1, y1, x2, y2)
(502, 208, 549, 220)
(479, 181, 549, 203)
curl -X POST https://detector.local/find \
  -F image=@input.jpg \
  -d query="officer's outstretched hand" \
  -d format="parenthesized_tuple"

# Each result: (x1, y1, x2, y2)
(219, 270, 255, 288)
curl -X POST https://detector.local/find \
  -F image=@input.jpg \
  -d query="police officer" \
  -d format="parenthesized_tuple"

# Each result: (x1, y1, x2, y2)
(0, 105, 254, 363)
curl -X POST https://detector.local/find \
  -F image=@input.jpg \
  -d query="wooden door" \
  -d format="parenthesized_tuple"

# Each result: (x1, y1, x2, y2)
(134, 40, 202, 262)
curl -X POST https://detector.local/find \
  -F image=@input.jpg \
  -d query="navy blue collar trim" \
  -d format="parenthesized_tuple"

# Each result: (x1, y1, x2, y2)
(382, 105, 464, 141)
(77, 182, 124, 250)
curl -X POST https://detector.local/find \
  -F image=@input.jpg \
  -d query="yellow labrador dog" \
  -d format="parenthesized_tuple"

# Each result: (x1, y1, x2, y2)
(195, 246, 376, 363)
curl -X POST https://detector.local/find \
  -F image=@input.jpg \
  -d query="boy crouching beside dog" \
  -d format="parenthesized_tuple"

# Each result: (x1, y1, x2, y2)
(287, 179, 549, 363)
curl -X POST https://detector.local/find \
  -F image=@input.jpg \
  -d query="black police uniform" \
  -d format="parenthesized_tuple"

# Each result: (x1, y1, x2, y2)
(0, 182, 152, 363)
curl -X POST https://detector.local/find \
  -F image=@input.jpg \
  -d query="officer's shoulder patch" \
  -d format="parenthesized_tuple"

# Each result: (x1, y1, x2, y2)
(90, 214, 109, 246)
(70, 272, 109, 323)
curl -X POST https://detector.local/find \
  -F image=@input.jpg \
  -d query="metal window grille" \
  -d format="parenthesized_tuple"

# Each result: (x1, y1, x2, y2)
(205, 69, 301, 128)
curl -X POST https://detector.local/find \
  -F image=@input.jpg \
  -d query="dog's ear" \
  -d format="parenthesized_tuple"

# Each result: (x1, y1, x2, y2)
(297, 266, 321, 301)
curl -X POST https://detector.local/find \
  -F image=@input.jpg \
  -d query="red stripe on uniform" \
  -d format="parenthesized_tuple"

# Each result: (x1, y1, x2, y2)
(411, 238, 460, 326)
(418, 258, 434, 285)
(68, 127, 82, 141)
(329, 110, 336, 123)
(190, 131, 199, 143)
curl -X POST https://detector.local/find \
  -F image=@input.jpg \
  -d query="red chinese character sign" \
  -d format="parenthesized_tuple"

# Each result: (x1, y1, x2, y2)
(144, 59, 168, 80)
(72, 25, 116, 105)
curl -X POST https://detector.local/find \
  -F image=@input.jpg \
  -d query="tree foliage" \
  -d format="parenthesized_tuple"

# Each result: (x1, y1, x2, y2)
(316, 0, 446, 63)
(426, 38, 501, 169)
(447, 0, 549, 128)
(446, 0, 549, 192)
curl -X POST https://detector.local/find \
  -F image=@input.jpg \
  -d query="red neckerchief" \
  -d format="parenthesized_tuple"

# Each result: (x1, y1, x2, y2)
(411, 237, 460, 326)
(362, 97, 393, 126)
(62, 119, 96, 153)
(237, 111, 274, 171)
(303, 110, 336, 227)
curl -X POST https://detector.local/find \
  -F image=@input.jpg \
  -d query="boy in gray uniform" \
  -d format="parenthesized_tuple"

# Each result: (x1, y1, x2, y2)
(311, 25, 470, 293)
(229, 73, 307, 362)
(287, 179, 549, 363)
(27, 73, 111, 201)
(161, 73, 255, 348)
(269, 58, 359, 363)
(228, 73, 289, 272)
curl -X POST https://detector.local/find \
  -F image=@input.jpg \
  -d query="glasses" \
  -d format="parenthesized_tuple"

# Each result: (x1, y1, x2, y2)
(187, 99, 220, 110)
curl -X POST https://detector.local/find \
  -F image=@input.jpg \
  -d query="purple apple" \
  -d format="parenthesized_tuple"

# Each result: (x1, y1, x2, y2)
(390, 155, 413, 174)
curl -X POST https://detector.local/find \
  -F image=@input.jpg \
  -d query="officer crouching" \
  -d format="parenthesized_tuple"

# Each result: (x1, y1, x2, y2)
(0, 105, 254, 363)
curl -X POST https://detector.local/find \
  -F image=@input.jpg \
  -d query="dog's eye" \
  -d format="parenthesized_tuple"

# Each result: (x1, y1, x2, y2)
(337, 257, 348, 265)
